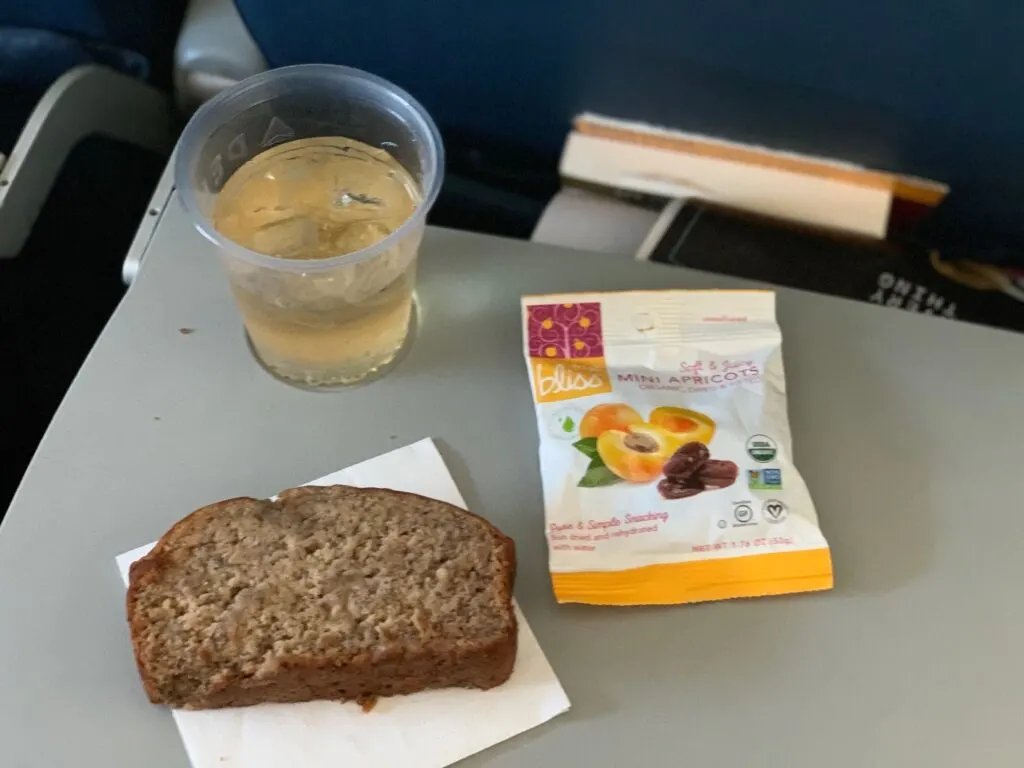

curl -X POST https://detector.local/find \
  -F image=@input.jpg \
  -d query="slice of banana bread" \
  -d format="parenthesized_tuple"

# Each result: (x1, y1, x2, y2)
(127, 485, 517, 710)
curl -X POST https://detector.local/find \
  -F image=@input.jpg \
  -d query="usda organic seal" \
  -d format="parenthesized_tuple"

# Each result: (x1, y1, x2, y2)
(746, 434, 778, 463)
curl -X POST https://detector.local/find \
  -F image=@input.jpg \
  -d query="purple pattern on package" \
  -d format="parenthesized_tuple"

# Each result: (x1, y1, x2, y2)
(527, 302, 604, 359)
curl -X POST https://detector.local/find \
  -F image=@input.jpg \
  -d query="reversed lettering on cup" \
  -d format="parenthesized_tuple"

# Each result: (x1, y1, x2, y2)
(208, 154, 224, 190)
(260, 116, 296, 148)
(227, 134, 248, 161)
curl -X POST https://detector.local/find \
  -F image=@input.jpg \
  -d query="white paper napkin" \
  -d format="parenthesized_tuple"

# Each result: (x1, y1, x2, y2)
(116, 438, 570, 768)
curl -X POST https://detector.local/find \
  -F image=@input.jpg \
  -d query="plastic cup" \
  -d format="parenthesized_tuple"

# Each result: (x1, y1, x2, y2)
(175, 64, 444, 387)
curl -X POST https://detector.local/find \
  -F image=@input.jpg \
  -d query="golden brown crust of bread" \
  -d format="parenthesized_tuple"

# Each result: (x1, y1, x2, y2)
(126, 488, 517, 709)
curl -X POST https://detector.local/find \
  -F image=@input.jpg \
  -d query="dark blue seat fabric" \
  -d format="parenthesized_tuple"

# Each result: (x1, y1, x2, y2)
(0, 1, 182, 83)
(0, 26, 147, 91)
(0, 3, 162, 51)
(235, 0, 1024, 253)
(0, 0, 184, 145)
(0, 0, 183, 173)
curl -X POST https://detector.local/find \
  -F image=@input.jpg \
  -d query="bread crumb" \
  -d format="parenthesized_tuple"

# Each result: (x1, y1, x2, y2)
(358, 695, 378, 713)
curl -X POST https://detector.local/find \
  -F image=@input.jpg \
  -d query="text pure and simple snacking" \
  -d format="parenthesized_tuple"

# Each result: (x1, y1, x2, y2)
(521, 290, 832, 605)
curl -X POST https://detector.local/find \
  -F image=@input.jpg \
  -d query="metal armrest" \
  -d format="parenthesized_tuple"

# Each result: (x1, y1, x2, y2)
(174, 0, 267, 114)
(0, 65, 173, 259)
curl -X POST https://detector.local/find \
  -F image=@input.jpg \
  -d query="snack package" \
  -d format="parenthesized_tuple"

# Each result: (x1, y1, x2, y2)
(521, 290, 832, 605)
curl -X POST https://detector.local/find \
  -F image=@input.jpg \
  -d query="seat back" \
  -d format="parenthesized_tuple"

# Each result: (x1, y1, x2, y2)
(234, 0, 1024, 250)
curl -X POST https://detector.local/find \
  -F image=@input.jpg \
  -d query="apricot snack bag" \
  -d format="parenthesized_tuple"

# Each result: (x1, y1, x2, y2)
(521, 290, 832, 605)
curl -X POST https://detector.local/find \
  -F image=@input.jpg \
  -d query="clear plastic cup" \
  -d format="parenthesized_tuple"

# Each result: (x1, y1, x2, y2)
(175, 64, 444, 388)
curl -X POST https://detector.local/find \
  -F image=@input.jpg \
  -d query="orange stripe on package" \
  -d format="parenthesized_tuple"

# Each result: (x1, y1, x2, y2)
(521, 290, 832, 605)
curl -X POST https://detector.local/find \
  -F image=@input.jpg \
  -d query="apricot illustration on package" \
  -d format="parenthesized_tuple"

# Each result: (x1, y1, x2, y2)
(573, 403, 716, 487)
(649, 406, 715, 446)
(578, 403, 641, 438)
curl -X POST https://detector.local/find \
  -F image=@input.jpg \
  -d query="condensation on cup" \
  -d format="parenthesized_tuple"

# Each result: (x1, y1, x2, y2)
(175, 64, 444, 387)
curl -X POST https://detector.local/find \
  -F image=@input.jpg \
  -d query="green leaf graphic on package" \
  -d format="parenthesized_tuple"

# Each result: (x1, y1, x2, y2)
(574, 438, 622, 487)
(578, 460, 624, 488)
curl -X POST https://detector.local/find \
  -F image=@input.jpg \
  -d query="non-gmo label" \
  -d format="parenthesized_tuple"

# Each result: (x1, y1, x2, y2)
(748, 468, 782, 490)
(746, 434, 778, 463)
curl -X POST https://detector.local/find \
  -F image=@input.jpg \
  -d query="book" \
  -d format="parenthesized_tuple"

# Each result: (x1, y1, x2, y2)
(560, 113, 948, 240)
